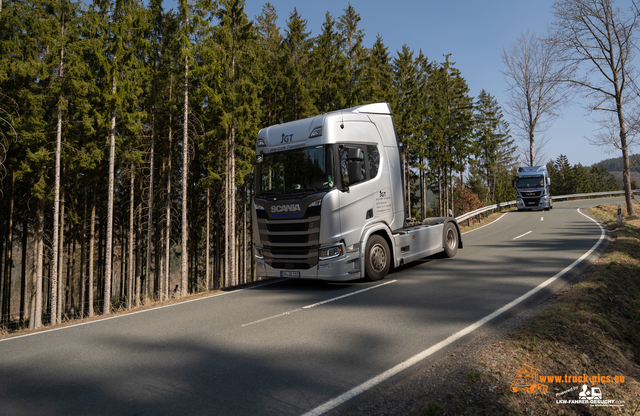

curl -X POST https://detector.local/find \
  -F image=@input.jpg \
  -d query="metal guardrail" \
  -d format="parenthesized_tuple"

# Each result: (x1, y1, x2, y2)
(455, 189, 638, 224)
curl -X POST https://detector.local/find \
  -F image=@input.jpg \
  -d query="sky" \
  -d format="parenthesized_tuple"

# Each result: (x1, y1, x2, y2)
(163, 0, 639, 167)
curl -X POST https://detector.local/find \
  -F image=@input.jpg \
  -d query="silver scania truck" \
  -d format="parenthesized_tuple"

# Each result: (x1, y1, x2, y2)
(252, 102, 462, 281)
(514, 166, 553, 211)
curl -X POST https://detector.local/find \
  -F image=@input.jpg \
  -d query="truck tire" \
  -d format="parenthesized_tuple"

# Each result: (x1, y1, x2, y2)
(443, 222, 458, 258)
(365, 235, 390, 281)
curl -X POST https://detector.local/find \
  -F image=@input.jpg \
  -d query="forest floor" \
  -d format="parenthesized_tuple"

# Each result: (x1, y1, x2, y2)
(336, 202, 640, 416)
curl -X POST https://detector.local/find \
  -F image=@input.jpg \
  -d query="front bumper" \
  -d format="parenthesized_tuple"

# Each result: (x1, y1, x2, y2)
(255, 248, 362, 281)
(516, 196, 551, 210)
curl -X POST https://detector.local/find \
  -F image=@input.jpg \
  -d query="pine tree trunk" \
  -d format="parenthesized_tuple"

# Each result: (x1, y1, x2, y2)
(229, 126, 236, 287)
(128, 165, 134, 309)
(80, 192, 86, 317)
(0, 209, 4, 319)
(104, 75, 117, 315)
(51, 109, 61, 325)
(165, 77, 173, 300)
(225, 154, 229, 288)
(243, 185, 246, 284)
(145, 117, 155, 302)
(206, 187, 210, 290)
(50, 2, 66, 325)
(68, 233, 75, 315)
(181, 53, 189, 296)
(450, 166, 454, 216)
(35, 197, 44, 328)
(2, 171, 14, 324)
(57, 185, 65, 323)
(88, 187, 96, 317)
(136, 188, 142, 306)
(20, 212, 28, 323)
(438, 166, 442, 217)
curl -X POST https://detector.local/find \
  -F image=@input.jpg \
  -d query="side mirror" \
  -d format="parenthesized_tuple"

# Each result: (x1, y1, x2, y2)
(547, 178, 551, 186)
(347, 148, 363, 185)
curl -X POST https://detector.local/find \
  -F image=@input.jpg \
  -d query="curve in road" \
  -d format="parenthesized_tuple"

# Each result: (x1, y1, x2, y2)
(0, 197, 619, 416)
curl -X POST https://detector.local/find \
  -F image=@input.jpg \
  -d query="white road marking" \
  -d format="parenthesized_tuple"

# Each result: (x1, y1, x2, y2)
(242, 280, 397, 327)
(303, 208, 605, 416)
(513, 231, 532, 240)
(242, 308, 303, 327)
(541, 217, 544, 221)
(303, 280, 396, 309)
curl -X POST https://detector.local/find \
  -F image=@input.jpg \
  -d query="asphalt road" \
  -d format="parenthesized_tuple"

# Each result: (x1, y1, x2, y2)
(0, 197, 621, 416)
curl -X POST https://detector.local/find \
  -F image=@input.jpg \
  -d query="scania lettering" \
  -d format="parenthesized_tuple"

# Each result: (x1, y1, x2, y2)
(271, 204, 301, 213)
(252, 103, 462, 281)
(514, 166, 553, 211)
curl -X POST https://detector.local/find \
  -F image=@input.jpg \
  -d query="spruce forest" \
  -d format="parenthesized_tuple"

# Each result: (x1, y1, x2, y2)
(0, 0, 618, 330)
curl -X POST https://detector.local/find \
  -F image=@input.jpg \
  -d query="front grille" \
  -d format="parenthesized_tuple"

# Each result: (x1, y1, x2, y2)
(268, 223, 308, 232)
(523, 197, 541, 206)
(269, 234, 309, 244)
(270, 247, 310, 255)
(522, 190, 542, 197)
(271, 262, 313, 270)
(255, 195, 326, 270)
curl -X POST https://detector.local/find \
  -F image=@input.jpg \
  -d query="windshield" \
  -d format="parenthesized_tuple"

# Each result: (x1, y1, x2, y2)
(516, 176, 545, 188)
(256, 145, 335, 197)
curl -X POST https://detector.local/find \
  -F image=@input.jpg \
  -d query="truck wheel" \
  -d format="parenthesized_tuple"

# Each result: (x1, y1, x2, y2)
(365, 235, 390, 281)
(443, 222, 458, 258)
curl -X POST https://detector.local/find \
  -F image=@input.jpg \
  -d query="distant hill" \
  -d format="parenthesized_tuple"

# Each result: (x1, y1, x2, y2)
(594, 154, 640, 188)
(596, 154, 640, 173)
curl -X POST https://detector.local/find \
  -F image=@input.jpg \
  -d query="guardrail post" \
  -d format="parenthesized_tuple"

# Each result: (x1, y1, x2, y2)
(618, 204, 622, 227)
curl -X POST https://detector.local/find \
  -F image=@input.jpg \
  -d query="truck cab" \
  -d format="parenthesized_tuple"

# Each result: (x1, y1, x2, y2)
(514, 166, 553, 211)
(252, 103, 461, 281)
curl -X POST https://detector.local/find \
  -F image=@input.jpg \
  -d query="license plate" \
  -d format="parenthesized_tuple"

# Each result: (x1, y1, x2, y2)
(280, 271, 300, 278)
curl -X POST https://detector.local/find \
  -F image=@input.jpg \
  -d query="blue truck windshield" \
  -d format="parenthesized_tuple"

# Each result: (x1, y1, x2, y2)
(516, 176, 545, 188)
(256, 145, 335, 197)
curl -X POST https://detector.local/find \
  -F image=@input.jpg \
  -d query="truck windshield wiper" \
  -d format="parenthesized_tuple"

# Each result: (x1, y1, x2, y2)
(260, 191, 282, 196)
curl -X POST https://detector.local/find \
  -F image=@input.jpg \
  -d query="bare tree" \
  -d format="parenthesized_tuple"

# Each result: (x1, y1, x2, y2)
(551, 0, 638, 216)
(501, 30, 571, 166)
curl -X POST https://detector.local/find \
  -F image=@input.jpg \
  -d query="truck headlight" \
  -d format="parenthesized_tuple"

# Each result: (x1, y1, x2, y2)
(319, 245, 343, 260)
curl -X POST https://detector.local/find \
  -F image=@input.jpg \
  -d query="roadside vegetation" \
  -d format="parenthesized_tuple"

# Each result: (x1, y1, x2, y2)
(414, 202, 640, 415)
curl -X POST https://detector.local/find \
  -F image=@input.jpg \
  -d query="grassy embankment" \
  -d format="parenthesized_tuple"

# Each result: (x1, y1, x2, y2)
(417, 202, 640, 415)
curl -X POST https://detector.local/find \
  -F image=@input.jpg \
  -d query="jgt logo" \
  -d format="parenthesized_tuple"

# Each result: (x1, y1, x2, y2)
(280, 133, 293, 143)
(271, 204, 301, 213)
